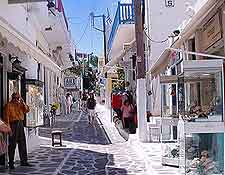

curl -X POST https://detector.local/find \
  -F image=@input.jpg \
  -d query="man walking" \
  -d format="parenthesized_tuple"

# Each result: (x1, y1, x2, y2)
(4, 92, 32, 169)
(86, 93, 96, 125)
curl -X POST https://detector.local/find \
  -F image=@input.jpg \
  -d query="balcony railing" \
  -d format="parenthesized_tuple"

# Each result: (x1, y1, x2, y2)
(55, 0, 68, 30)
(107, 2, 134, 52)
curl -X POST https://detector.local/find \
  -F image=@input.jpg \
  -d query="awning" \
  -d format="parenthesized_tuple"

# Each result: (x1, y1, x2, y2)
(148, 47, 225, 79)
(102, 40, 136, 75)
(0, 16, 61, 72)
(172, 0, 222, 48)
(148, 48, 172, 79)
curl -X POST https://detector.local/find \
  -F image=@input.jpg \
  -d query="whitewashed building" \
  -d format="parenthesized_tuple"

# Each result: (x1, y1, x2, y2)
(0, 0, 74, 160)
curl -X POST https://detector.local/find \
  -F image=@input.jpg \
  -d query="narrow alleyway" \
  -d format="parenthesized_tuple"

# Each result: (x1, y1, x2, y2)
(0, 110, 147, 175)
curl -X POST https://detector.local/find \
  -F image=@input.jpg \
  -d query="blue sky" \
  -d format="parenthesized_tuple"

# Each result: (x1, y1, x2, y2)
(63, 0, 118, 57)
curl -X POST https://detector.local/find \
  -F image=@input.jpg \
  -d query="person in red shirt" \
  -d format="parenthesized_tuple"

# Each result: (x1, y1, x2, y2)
(112, 93, 122, 119)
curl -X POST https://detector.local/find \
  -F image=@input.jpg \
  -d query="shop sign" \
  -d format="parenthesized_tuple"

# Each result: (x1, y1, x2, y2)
(165, 0, 175, 7)
(202, 13, 222, 51)
(64, 77, 79, 89)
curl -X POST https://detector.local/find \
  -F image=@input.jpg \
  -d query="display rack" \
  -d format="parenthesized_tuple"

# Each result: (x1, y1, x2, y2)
(177, 59, 224, 175)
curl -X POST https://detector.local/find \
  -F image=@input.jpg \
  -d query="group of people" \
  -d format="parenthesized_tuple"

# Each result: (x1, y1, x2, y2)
(0, 92, 32, 170)
(112, 91, 137, 133)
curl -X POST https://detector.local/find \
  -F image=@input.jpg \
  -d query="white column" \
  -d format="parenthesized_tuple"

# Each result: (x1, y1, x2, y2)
(137, 78, 148, 142)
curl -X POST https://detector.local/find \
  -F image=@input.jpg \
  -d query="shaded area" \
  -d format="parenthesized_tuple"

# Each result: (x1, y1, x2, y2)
(39, 112, 109, 145)
(0, 147, 72, 175)
(0, 147, 130, 175)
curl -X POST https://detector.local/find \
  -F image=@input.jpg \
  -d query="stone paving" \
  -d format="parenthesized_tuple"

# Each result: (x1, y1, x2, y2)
(0, 109, 148, 175)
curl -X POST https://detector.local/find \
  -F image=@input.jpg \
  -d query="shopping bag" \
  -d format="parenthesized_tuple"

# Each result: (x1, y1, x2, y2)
(0, 133, 7, 156)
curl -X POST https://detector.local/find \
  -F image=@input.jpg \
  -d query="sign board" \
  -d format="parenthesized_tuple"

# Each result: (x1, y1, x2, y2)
(165, 0, 175, 7)
(64, 77, 79, 89)
(202, 13, 222, 51)
(8, 0, 46, 3)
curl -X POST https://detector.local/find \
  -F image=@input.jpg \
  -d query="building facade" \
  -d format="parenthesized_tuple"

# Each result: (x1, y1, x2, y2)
(0, 0, 74, 161)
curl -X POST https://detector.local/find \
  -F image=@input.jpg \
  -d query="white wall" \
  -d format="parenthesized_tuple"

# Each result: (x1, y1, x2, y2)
(0, 0, 37, 45)
(146, 0, 196, 115)
(147, 0, 196, 64)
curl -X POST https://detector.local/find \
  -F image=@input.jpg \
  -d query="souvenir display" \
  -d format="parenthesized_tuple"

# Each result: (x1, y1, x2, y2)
(26, 79, 44, 127)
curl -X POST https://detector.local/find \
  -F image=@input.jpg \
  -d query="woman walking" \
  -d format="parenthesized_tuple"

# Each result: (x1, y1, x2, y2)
(66, 93, 73, 114)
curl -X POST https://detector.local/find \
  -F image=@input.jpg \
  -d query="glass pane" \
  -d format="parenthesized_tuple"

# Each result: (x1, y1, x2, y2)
(26, 84, 44, 127)
(183, 71, 223, 122)
(185, 133, 224, 175)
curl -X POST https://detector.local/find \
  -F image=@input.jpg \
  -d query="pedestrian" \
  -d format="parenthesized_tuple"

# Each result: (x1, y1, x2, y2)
(86, 93, 97, 125)
(66, 93, 72, 114)
(121, 99, 135, 132)
(81, 92, 88, 112)
(60, 94, 67, 116)
(111, 92, 122, 119)
(3, 92, 32, 169)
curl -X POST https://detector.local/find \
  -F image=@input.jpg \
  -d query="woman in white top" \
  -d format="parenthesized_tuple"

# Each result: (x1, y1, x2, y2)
(66, 93, 73, 114)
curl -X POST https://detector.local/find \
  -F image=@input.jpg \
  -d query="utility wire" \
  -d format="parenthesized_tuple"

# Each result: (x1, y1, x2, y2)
(144, 30, 168, 43)
(75, 19, 89, 47)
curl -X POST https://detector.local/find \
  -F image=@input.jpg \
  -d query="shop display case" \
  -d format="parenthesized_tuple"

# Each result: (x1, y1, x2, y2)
(160, 75, 179, 167)
(25, 79, 44, 127)
(177, 59, 224, 175)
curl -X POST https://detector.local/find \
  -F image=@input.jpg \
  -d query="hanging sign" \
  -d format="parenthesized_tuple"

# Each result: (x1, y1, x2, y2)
(202, 13, 222, 51)
(64, 77, 79, 89)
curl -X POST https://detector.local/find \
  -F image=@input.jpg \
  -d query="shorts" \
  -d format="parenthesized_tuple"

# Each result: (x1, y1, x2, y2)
(88, 109, 96, 118)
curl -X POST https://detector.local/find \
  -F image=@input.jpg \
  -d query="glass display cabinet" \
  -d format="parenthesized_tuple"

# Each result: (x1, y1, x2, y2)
(160, 75, 179, 167)
(25, 79, 44, 127)
(177, 59, 224, 175)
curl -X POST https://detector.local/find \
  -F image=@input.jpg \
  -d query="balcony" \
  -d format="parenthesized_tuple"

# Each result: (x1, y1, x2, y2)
(54, 0, 68, 30)
(107, 2, 135, 56)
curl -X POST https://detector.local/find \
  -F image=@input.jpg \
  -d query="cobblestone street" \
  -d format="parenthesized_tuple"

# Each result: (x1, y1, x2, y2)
(0, 110, 147, 175)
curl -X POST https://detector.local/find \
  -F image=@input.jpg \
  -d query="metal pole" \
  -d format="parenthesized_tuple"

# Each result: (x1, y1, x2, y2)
(103, 15, 107, 64)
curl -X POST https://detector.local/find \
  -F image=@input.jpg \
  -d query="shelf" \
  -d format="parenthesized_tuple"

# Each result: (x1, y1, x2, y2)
(184, 121, 224, 134)
(162, 157, 179, 167)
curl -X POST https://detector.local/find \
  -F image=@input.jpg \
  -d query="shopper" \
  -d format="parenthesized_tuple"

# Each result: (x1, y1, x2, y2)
(60, 94, 67, 116)
(111, 92, 122, 119)
(86, 93, 97, 125)
(81, 92, 88, 112)
(121, 99, 135, 132)
(3, 92, 32, 169)
(66, 93, 73, 114)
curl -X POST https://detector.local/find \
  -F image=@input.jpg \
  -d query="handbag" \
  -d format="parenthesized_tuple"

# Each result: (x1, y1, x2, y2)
(0, 133, 7, 156)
